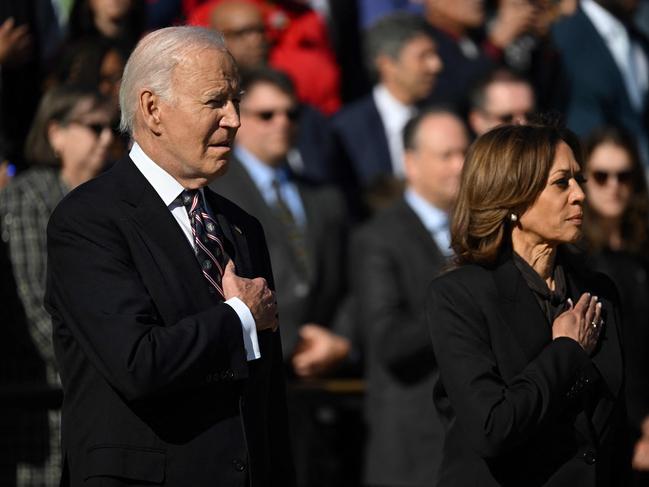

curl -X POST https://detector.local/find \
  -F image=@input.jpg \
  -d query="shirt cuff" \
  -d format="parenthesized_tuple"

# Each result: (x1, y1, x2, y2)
(225, 297, 261, 361)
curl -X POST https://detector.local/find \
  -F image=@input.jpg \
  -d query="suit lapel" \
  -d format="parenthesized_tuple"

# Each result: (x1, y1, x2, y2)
(204, 188, 255, 278)
(493, 256, 551, 366)
(396, 199, 446, 266)
(115, 157, 214, 308)
(577, 8, 637, 110)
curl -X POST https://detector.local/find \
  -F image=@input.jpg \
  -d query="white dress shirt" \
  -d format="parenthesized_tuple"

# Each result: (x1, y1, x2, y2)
(373, 84, 417, 177)
(129, 143, 261, 361)
(582, 0, 648, 111)
(404, 188, 453, 258)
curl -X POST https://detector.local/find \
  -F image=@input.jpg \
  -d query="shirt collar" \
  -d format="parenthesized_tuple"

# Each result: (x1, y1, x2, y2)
(129, 142, 197, 207)
(372, 84, 417, 132)
(582, 0, 627, 42)
(404, 187, 448, 233)
(234, 145, 287, 190)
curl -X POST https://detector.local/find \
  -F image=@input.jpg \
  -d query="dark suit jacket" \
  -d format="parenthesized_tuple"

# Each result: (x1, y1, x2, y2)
(552, 8, 649, 140)
(330, 93, 392, 190)
(427, 249, 628, 486)
(45, 157, 295, 487)
(424, 26, 494, 113)
(352, 198, 446, 486)
(209, 156, 348, 360)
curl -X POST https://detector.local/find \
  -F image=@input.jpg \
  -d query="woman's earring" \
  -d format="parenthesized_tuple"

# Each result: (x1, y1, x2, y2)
(510, 213, 518, 222)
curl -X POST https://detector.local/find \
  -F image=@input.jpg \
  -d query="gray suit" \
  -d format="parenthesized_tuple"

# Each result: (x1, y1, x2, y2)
(210, 155, 349, 359)
(351, 198, 447, 486)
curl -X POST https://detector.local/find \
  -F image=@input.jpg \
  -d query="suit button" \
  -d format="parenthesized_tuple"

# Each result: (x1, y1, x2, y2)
(221, 369, 234, 380)
(232, 459, 246, 472)
(582, 450, 596, 465)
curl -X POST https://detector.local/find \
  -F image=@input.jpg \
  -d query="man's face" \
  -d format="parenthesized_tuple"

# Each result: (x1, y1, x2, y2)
(156, 48, 241, 187)
(405, 114, 468, 211)
(236, 82, 297, 166)
(470, 81, 535, 135)
(383, 34, 442, 104)
(211, 2, 268, 69)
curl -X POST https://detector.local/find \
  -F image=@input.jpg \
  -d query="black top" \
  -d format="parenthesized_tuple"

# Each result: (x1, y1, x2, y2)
(514, 252, 568, 324)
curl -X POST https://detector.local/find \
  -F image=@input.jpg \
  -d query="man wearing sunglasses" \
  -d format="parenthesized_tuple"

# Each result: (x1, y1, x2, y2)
(210, 67, 354, 485)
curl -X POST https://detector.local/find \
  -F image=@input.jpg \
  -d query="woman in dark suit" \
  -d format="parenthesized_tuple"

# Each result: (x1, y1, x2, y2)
(427, 122, 628, 486)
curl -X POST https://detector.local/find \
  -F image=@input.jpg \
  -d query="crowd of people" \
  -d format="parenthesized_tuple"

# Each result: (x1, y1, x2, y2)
(1, 0, 649, 486)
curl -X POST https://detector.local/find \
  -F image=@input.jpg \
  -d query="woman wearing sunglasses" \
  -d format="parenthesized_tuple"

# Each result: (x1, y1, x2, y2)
(582, 125, 649, 486)
(0, 84, 114, 485)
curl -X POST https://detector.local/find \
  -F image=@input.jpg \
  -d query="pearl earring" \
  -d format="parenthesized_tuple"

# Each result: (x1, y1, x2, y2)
(510, 213, 518, 222)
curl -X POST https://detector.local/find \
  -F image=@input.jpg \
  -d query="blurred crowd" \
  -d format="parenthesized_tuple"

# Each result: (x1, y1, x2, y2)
(1, 0, 649, 486)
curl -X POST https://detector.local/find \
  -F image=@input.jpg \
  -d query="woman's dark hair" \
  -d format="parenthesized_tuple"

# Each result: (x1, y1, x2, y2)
(68, 0, 146, 52)
(582, 126, 649, 255)
(451, 119, 583, 265)
(24, 84, 107, 167)
(50, 37, 127, 92)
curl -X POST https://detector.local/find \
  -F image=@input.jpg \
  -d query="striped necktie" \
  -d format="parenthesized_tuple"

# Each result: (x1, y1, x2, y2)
(180, 189, 228, 299)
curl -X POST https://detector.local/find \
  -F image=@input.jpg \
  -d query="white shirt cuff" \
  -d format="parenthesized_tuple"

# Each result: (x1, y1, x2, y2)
(225, 297, 261, 361)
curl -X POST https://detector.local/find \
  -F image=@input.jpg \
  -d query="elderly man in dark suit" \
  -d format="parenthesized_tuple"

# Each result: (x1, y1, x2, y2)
(45, 26, 294, 487)
(352, 108, 469, 487)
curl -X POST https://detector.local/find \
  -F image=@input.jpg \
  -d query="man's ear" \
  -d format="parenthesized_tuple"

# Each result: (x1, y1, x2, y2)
(139, 89, 163, 135)
(468, 109, 486, 137)
(403, 149, 418, 183)
(375, 53, 397, 81)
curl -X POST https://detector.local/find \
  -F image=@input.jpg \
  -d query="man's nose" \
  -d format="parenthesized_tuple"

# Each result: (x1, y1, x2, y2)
(221, 101, 241, 129)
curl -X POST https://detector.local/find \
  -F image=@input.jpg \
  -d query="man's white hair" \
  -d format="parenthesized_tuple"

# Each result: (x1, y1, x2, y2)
(119, 26, 227, 136)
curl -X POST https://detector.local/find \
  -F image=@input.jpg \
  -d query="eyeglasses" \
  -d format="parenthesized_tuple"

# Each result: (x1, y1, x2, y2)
(70, 121, 114, 137)
(590, 169, 633, 186)
(484, 110, 534, 124)
(245, 107, 300, 122)
(222, 25, 266, 39)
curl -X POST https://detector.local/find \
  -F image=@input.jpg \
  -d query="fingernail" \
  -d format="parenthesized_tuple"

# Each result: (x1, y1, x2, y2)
(597, 302, 602, 309)
(593, 295, 598, 301)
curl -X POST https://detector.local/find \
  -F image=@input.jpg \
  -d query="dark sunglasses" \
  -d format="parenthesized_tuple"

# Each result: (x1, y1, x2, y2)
(591, 169, 633, 186)
(247, 108, 300, 122)
(71, 121, 114, 136)
(494, 111, 534, 124)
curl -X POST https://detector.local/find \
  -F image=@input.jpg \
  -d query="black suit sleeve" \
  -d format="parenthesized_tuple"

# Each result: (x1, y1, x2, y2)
(45, 196, 248, 402)
(353, 230, 433, 378)
(427, 274, 594, 458)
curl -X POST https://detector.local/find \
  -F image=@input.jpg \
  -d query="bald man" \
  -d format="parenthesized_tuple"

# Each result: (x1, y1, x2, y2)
(210, 0, 268, 69)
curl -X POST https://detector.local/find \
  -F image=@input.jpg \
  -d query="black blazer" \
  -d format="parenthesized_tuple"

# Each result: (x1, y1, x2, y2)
(45, 157, 295, 487)
(352, 198, 446, 486)
(427, 250, 627, 486)
(210, 156, 348, 359)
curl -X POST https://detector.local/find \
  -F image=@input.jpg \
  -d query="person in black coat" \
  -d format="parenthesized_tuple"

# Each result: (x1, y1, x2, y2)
(352, 108, 468, 487)
(427, 122, 628, 486)
(45, 27, 294, 487)
(581, 126, 649, 486)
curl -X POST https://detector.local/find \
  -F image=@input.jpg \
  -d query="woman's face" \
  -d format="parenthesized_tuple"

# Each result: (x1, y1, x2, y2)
(90, 0, 132, 21)
(49, 97, 114, 183)
(585, 142, 633, 221)
(518, 141, 585, 245)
